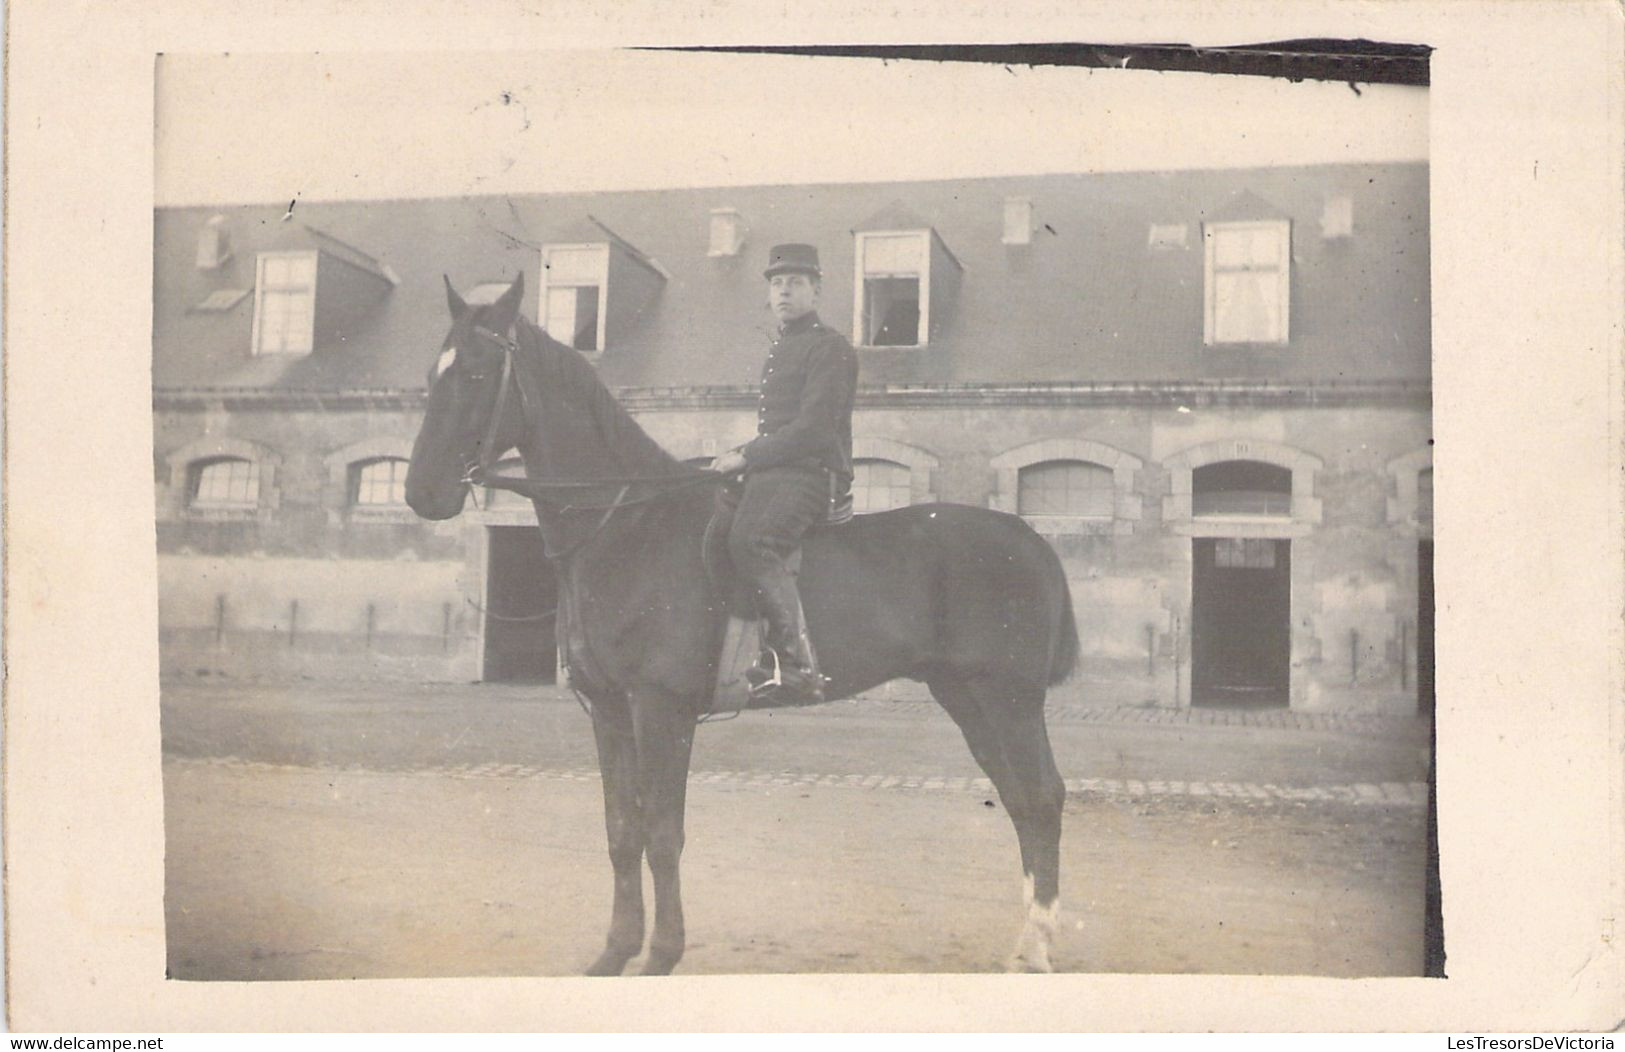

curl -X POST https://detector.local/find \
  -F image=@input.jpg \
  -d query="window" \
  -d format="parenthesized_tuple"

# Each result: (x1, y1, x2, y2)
(851, 459, 912, 513)
(1417, 468, 1433, 526)
(1203, 221, 1290, 345)
(1017, 460, 1114, 518)
(855, 231, 929, 347)
(351, 457, 408, 506)
(252, 251, 318, 355)
(190, 457, 260, 508)
(1214, 538, 1278, 569)
(1192, 460, 1292, 517)
(541, 244, 609, 352)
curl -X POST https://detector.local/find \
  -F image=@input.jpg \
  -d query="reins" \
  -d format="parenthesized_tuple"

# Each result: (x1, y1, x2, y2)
(458, 325, 730, 559)
(448, 321, 738, 735)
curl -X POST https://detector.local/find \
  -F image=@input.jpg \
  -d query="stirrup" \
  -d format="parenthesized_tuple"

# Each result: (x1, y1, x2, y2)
(746, 647, 828, 702)
(745, 647, 783, 694)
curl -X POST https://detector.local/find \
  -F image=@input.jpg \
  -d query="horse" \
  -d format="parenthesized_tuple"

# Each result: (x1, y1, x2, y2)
(405, 273, 1080, 975)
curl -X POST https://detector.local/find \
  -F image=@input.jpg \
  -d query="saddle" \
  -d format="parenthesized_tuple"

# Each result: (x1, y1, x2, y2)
(702, 487, 852, 714)
(701, 487, 852, 618)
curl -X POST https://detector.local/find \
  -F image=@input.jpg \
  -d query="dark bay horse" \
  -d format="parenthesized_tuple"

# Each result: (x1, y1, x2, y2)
(405, 274, 1079, 975)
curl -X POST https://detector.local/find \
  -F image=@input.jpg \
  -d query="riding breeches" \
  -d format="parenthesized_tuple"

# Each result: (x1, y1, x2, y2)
(717, 466, 829, 664)
(719, 465, 829, 581)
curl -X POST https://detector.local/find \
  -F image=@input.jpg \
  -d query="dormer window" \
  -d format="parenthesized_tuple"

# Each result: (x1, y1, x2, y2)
(851, 205, 962, 349)
(856, 231, 926, 346)
(251, 251, 318, 355)
(541, 243, 609, 352)
(1203, 220, 1291, 345)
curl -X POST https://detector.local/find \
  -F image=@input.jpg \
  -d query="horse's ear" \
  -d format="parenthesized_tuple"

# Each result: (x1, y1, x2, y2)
(487, 272, 525, 333)
(444, 275, 468, 318)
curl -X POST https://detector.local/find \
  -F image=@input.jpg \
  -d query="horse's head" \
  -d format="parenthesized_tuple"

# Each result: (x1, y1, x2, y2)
(405, 273, 527, 520)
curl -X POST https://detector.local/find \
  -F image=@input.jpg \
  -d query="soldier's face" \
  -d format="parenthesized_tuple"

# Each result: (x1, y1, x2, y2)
(768, 273, 819, 323)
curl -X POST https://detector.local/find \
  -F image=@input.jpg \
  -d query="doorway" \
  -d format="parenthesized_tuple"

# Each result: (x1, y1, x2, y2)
(1191, 537, 1291, 707)
(483, 526, 558, 682)
(1418, 539, 1435, 715)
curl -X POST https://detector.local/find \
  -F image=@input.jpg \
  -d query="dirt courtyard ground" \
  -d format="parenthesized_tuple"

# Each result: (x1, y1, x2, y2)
(162, 681, 1431, 980)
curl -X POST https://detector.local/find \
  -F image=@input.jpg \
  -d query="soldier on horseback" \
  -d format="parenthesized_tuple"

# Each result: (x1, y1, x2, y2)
(709, 243, 858, 704)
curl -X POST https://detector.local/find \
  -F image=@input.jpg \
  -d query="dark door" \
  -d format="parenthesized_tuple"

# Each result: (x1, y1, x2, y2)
(483, 526, 558, 682)
(1418, 540, 1435, 715)
(1191, 537, 1291, 707)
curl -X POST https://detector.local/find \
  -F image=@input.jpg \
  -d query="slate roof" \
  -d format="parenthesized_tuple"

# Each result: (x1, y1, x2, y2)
(152, 163, 1429, 393)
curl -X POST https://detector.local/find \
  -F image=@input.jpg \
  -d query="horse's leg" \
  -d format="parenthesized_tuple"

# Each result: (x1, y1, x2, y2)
(998, 699, 1066, 974)
(586, 710, 646, 977)
(930, 675, 1066, 972)
(628, 690, 697, 976)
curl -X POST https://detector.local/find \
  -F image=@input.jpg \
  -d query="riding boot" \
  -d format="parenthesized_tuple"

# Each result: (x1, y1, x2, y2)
(746, 568, 828, 704)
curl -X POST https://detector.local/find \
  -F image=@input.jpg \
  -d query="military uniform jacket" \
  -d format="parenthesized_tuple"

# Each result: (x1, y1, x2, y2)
(740, 312, 858, 484)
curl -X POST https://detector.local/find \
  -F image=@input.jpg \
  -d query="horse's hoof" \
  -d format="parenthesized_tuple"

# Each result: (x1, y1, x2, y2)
(640, 948, 682, 975)
(585, 951, 633, 977)
(1004, 952, 1055, 974)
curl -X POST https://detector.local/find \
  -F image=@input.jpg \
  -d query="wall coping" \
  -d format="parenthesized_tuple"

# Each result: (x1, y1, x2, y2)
(154, 378, 1433, 414)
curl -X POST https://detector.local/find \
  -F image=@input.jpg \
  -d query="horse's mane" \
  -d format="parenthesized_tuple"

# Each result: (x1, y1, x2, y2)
(513, 315, 687, 478)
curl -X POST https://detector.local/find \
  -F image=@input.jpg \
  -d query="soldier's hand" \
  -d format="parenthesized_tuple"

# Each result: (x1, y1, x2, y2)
(710, 450, 747, 475)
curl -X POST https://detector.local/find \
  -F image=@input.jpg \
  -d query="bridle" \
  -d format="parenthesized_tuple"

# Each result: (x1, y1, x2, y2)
(457, 324, 524, 496)
(451, 324, 728, 561)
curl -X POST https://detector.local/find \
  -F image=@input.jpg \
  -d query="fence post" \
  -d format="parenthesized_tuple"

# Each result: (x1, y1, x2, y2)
(214, 594, 226, 648)
(1173, 614, 1183, 706)
(288, 599, 299, 649)
(1350, 627, 1360, 685)
(366, 603, 376, 650)
(1399, 620, 1409, 690)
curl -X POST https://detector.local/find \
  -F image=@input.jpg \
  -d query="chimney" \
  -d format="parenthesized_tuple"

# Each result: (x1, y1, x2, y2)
(195, 214, 232, 270)
(708, 208, 747, 257)
(1002, 197, 1033, 246)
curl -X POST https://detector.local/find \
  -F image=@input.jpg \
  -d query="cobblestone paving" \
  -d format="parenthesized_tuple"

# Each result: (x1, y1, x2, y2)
(849, 699, 1430, 738)
(167, 755, 1428, 809)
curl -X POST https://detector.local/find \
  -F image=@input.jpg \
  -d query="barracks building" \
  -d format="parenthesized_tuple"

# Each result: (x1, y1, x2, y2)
(152, 163, 1433, 714)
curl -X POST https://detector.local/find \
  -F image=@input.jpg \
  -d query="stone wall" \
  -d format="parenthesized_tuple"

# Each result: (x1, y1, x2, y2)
(153, 391, 1431, 712)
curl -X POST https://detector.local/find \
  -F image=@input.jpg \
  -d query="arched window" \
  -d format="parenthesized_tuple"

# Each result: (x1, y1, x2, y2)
(1162, 439, 1322, 535)
(1192, 460, 1292, 518)
(351, 457, 409, 506)
(852, 458, 912, 513)
(1017, 460, 1114, 518)
(189, 456, 260, 508)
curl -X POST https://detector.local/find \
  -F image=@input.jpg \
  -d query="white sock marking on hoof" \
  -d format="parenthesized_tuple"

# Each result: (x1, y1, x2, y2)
(1008, 873, 1059, 972)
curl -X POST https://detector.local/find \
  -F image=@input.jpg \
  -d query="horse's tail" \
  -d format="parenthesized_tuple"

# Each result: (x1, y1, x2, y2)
(1048, 573, 1080, 686)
